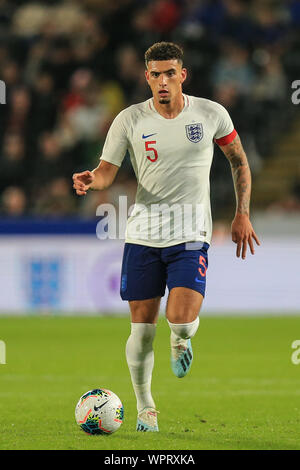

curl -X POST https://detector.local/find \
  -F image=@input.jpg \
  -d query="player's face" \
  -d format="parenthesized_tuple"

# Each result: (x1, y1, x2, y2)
(145, 60, 187, 105)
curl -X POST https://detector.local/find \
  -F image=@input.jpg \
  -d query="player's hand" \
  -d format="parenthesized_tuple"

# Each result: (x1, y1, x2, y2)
(72, 170, 95, 196)
(231, 213, 260, 260)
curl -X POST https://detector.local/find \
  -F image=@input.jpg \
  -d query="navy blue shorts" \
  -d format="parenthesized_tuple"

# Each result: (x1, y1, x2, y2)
(120, 241, 209, 301)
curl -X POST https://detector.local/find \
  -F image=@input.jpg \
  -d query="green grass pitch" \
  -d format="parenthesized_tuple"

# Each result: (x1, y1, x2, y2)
(0, 315, 300, 450)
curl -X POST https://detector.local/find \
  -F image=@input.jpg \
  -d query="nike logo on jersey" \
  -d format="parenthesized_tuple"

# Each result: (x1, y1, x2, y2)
(94, 400, 109, 412)
(195, 277, 205, 284)
(142, 133, 157, 139)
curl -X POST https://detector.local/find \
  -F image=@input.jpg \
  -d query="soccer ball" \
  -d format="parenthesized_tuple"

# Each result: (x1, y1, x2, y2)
(75, 388, 124, 435)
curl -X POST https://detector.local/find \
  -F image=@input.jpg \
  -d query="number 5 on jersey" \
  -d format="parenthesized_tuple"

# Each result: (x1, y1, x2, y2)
(145, 141, 158, 162)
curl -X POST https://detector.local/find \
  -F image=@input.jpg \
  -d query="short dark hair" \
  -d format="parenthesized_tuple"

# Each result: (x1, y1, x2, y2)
(145, 42, 184, 67)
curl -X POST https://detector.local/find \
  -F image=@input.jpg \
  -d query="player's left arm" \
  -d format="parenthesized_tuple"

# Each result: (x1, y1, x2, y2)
(218, 134, 260, 259)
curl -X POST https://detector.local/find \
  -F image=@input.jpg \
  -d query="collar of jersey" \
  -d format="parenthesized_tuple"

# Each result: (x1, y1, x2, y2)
(148, 94, 190, 121)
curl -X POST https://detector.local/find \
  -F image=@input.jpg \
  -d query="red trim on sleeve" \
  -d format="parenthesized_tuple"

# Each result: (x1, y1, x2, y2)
(214, 129, 237, 146)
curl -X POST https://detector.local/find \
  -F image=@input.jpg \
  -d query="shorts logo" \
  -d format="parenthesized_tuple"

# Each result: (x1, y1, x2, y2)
(185, 123, 203, 143)
(121, 274, 127, 292)
(195, 278, 205, 284)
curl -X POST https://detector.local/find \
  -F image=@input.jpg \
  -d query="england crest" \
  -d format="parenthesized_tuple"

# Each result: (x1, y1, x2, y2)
(185, 123, 203, 143)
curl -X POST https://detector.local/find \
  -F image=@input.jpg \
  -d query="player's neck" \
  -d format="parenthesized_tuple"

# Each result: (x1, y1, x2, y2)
(152, 93, 185, 119)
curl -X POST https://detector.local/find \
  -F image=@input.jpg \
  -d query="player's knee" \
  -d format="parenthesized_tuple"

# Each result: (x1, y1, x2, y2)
(129, 298, 160, 324)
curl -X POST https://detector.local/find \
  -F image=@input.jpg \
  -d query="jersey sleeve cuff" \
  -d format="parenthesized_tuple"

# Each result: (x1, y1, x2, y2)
(214, 129, 237, 146)
(100, 156, 122, 167)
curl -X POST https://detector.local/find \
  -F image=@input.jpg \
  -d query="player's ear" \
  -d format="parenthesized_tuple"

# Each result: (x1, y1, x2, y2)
(181, 67, 187, 84)
(145, 68, 150, 84)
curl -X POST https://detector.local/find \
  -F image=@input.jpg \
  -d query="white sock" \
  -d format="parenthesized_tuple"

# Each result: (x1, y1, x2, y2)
(167, 317, 200, 360)
(125, 323, 156, 413)
(168, 317, 200, 339)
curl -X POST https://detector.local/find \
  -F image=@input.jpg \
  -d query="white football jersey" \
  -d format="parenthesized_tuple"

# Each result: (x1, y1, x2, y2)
(100, 94, 235, 247)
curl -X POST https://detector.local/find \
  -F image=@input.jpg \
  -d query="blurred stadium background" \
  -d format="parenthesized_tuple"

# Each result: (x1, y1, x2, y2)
(0, 0, 299, 316)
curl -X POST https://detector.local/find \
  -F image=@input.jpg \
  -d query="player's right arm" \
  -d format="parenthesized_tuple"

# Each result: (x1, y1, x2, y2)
(72, 161, 119, 196)
(73, 109, 129, 196)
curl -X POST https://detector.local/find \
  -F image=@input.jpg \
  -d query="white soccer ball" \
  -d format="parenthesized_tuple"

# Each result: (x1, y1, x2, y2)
(75, 388, 124, 435)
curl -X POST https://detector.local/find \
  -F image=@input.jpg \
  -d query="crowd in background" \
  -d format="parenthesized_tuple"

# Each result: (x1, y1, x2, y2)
(0, 0, 300, 219)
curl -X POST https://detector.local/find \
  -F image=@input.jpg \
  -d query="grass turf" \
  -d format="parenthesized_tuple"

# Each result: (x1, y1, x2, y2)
(0, 315, 300, 450)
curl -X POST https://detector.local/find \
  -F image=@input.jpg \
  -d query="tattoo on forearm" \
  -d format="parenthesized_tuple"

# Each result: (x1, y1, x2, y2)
(221, 136, 251, 215)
